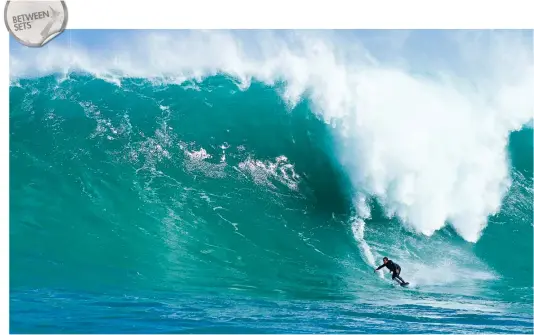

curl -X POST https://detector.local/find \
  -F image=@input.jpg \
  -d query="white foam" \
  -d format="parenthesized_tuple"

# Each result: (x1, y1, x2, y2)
(10, 30, 533, 242)
(237, 155, 300, 190)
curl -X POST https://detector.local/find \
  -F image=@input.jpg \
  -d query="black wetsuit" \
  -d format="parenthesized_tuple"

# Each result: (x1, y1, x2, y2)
(376, 260, 406, 284)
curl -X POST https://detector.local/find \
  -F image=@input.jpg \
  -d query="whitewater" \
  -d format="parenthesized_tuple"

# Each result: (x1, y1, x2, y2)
(9, 30, 533, 333)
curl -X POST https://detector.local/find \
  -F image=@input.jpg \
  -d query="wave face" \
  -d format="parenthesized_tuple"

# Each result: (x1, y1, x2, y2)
(10, 30, 534, 333)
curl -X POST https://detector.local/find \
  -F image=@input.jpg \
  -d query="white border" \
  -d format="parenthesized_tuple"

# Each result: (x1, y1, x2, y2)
(67, 0, 534, 29)
(3, 0, 534, 334)
(2, 26, 8, 335)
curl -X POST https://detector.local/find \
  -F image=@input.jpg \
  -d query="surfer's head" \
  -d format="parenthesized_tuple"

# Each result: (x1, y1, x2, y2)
(382, 257, 388, 263)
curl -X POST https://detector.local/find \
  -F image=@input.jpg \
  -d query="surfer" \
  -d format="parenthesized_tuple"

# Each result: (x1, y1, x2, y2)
(374, 257, 408, 285)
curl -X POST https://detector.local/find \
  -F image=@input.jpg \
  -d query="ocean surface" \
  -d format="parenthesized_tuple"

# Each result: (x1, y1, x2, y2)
(9, 30, 534, 333)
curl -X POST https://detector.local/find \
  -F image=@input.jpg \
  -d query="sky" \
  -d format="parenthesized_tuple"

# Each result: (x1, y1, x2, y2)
(6, 29, 495, 56)
(10, 29, 532, 70)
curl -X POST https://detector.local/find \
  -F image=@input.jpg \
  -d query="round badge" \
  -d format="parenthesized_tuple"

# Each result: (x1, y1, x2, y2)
(5, 0, 68, 47)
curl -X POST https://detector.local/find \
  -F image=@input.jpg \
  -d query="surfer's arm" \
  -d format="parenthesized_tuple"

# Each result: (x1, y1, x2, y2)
(374, 264, 385, 271)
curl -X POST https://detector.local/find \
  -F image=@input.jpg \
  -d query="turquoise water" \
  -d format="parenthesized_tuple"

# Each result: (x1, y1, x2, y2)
(10, 30, 534, 333)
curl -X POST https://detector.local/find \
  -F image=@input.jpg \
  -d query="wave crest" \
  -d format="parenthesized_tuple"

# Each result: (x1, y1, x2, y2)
(10, 30, 534, 242)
